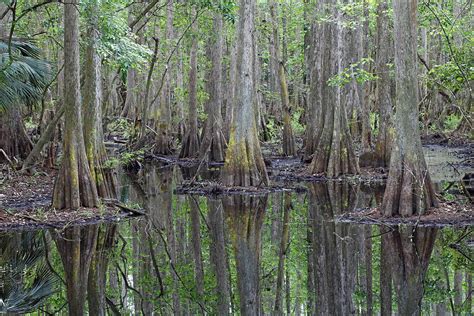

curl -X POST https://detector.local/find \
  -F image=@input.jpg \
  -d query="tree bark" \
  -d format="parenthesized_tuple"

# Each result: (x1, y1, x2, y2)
(382, 0, 438, 217)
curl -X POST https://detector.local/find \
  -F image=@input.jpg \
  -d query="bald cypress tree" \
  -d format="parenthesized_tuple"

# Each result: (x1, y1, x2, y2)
(382, 0, 438, 217)
(52, 0, 98, 209)
(222, 0, 268, 186)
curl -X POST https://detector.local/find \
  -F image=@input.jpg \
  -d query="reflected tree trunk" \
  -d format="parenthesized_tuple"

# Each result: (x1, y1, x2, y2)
(387, 227, 437, 316)
(208, 198, 231, 315)
(223, 195, 267, 315)
(379, 227, 392, 316)
(55, 226, 98, 316)
(308, 182, 359, 316)
(87, 224, 117, 316)
(364, 226, 373, 316)
(189, 195, 204, 308)
(274, 192, 291, 314)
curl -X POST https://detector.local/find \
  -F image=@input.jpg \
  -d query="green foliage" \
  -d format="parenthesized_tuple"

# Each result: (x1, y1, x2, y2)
(120, 149, 145, 166)
(328, 57, 377, 87)
(87, 0, 152, 71)
(443, 113, 462, 132)
(291, 106, 305, 135)
(106, 118, 134, 139)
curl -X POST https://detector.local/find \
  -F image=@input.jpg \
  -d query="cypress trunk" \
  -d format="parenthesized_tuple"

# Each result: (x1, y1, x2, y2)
(199, 14, 226, 162)
(180, 10, 200, 158)
(382, 0, 438, 217)
(222, 0, 268, 187)
(269, 0, 296, 157)
(307, 0, 359, 177)
(52, 0, 99, 209)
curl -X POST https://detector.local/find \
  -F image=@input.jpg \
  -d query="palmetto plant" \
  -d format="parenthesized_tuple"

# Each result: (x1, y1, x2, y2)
(0, 232, 58, 313)
(0, 40, 51, 110)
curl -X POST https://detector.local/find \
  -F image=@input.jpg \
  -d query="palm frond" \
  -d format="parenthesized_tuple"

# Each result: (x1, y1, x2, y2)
(0, 40, 52, 111)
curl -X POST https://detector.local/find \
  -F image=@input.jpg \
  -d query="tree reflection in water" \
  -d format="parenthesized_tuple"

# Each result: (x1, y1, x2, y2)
(1, 170, 470, 315)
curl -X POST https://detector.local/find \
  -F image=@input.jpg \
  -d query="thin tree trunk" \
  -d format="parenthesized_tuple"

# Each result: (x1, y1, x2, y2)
(21, 105, 64, 172)
(454, 270, 463, 310)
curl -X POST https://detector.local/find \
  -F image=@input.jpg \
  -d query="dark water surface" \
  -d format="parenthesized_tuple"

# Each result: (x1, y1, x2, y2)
(0, 146, 472, 315)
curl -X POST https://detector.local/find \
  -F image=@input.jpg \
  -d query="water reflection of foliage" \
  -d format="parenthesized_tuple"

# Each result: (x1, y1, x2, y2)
(0, 231, 57, 313)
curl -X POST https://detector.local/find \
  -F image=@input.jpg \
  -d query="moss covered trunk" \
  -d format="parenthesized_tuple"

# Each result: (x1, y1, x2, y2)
(382, 0, 437, 217)
(52, 0, 98, 209)
(222, 0, 268, 187)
